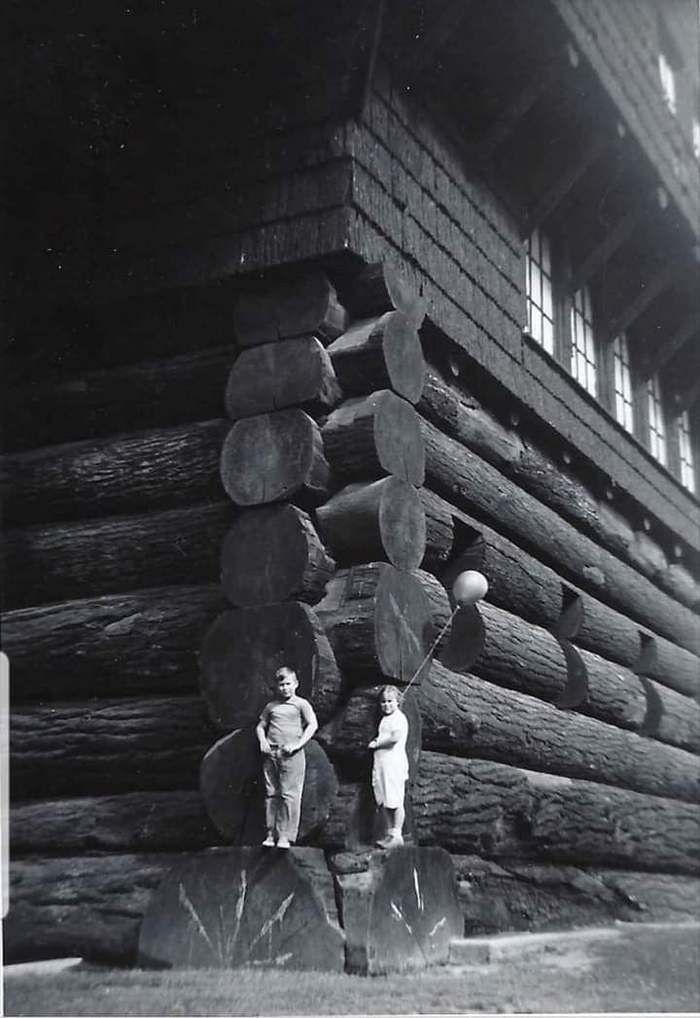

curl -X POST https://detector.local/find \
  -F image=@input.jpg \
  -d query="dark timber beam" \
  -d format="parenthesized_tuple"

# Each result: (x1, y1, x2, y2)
(641, 312, 700, 379)
(569, 204, 644, 293)
(676, 376, 700, 414)
(476, 58, 567, 162)
(600, 261, 682, 345)
(521, 129, 616, 238)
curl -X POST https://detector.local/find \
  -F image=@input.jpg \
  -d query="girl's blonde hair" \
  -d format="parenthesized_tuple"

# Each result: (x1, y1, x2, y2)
(379, 684, 402, 702)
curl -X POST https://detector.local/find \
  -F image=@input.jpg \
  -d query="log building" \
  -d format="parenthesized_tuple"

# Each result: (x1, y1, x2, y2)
(3, 0, 700, 964)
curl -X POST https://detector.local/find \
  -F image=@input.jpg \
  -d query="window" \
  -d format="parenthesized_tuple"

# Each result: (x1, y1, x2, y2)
(676, 410, 696, 494)
(612, 333, 634, 434)
(570, 285, 597, 397)
(693, 119, 700, 161)
(525, 227, 554, 355)
(658, 51, 676, 115)
(647, 373, 667, 466)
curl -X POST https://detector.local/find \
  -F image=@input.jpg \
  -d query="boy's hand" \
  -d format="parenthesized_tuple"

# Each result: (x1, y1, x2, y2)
(368, 739, 377, 750)
(259, 738, 273, 755)
(281, 742, 299, 755)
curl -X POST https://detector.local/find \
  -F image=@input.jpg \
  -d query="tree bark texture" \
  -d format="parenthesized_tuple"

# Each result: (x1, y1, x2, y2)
(11, 695, 213, 799)
(220, 504, 335, 607)
(138, 847, 345, 971)
(5, 852, 184, 964)
(419, 488, 454, 570)
(420, 366, 697, 609)
(336, 261, 425, 326)
(452, 855, 700, 935)
(2, 503, 234, 610)
(3, 584, 225, 702)
(2, 419, 228, 525)
(421, 419, 700, 655)
(220, 409, 331, 508)
(322, 391, 425, 485)
(233, 269, 348, 347)
(3, 346, 237, 452)
(315, 477, 426, 571)
(200, 730, 338, 844)
(327, 311, 425, 404)
(417, 663, 700, 803)
(315, 563, 432, 683)
(635, 633, 700, 699)
(11, 791, 221, 856)
(224, 336, 342, 420)
(412, 753, 700, 872)
(199, 602, 341, 731)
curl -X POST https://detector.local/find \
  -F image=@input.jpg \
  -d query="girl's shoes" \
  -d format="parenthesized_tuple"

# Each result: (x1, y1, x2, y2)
(375, 833, 404, 849)
(262, 834, 276, 847)
(276, 836, 291, 849)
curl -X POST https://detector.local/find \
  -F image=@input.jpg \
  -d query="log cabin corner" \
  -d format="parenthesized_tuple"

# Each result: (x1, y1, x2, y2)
(3, 0, 700, 967)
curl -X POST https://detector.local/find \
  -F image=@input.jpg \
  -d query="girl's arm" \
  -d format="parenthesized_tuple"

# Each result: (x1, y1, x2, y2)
(368, 731, 399, 750)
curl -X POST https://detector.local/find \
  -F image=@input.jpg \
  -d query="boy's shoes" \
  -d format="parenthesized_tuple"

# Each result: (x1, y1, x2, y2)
(261, 835, 276, 847)
(276, 837, 291, 849)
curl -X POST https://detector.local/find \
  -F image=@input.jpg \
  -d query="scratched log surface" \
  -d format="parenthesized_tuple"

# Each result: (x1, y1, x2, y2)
(326, 311, 426, 404)
(328, 846, 462, 974)
(233, 268, 348, 347)
(138, 847, 345, 971)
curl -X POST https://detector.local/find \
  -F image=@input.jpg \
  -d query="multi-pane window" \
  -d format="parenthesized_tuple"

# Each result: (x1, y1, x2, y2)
(525, 228, 554, 355)
(612, 333, 634, 434)
(647, 373, 667, 465)
(570, 286, 597, 396)
(676, 410, 696, 494)
(693, 119, 700, 161)
(658, 51, 676, 114)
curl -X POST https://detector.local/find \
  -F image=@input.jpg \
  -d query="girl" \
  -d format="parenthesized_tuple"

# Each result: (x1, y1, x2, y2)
(368, 684, 408, 848)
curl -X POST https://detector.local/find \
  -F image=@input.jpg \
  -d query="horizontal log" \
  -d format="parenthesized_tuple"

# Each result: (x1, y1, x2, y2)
(336, 261, 425, 325)
(315, 477, 426, 570)
(420, 366, 698, 608)
(2, 419, 228, 525)
(200, 731, 338, 844)
(327, 312, 426, 404)
(452, 855, 700, 935)
(2, 346, 237, 452)
(420, 489, 454, 569)
(423, 487, 700, 698)
(10, 791, 221, 856)
(422, 418, 700, 654)
(2, 502, 234, 610)
(6, 852, 185, 964)
(199, 602, 341, 730)
(233, 268, 348, 347)
(415, 754, 700, 873)
(10, 696, 213, 799)
(322, 391, 425, 485)
(418, 662, 700, 803)
(220, 409, 331, 508)
(224, 336, 342, 420)
(315, 563, 432, 682)
(221, 504, 335, 607)
(3, 585, 225, 701)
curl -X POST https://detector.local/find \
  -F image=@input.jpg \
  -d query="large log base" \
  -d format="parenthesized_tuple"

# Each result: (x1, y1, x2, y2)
(328, 846, 462, 974)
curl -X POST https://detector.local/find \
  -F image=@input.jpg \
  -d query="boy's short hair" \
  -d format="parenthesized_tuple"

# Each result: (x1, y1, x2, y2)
(275, 666, 298, 683)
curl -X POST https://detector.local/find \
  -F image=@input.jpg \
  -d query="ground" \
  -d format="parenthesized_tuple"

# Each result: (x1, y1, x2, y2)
(4, 922, 700, 1015)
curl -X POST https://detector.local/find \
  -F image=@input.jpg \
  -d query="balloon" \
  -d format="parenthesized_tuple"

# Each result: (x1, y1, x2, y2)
(451, 570, 488, 606)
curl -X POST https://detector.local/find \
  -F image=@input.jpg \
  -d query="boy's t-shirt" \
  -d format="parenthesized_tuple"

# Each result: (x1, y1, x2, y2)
(259, 695, 316, 746)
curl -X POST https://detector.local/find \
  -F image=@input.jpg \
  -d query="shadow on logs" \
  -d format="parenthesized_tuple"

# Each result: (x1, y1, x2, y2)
(200, 731, 338, 845)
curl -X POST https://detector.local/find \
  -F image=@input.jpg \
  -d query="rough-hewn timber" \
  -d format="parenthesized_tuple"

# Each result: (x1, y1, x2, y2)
(327, 312, 426, 404)
(234, 269, 348, 347)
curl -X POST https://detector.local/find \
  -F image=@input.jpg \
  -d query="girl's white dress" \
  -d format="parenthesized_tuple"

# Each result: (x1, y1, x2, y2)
(371, 709, 409, 808)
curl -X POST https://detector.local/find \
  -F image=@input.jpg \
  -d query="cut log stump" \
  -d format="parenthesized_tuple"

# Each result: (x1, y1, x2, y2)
(327, 312, 425, 404)
(322, 391, 425, 485)
(225, 336, 342, 420)
(199, 602, 341, 730)
(315, 563, 432, 682)
(328, 846, 462, 973)
(316, 478, 426, 571)
(220, 409, 331, 508)
(138, 847, 345, 971)
(200, 731, 338, 845)
(220, 505, 335, 607)
(233, 269, 348, 347)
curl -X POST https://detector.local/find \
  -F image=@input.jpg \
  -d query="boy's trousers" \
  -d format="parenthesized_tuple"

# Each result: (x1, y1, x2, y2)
(262, 748, 306, 841)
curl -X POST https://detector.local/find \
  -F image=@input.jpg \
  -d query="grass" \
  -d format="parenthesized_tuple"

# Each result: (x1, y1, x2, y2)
(4, 923, 700, 1016)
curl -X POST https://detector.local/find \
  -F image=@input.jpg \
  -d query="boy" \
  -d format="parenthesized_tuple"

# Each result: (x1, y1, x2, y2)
(255, 666, 318, 848)
(368, 684, 408, 848)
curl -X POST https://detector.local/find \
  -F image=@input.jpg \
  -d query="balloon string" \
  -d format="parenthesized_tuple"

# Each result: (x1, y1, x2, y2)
(402, 603, 461, 697)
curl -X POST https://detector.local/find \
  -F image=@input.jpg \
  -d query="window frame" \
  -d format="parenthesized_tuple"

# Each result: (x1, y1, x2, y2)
(647, 373, 668, 467)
